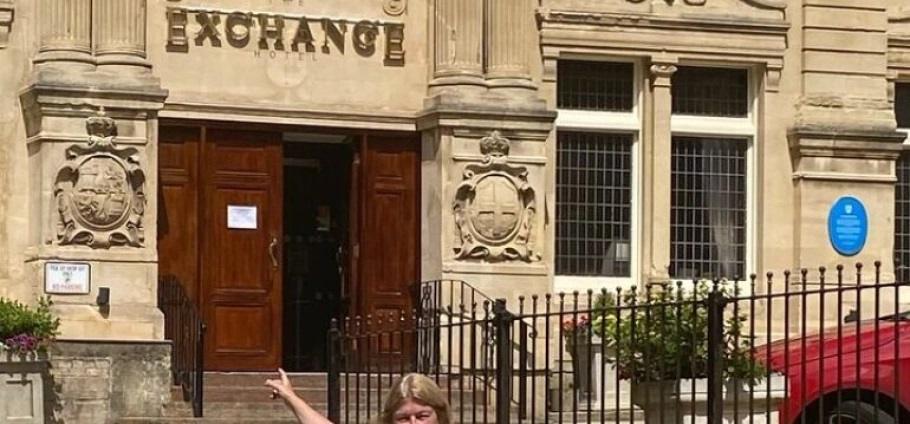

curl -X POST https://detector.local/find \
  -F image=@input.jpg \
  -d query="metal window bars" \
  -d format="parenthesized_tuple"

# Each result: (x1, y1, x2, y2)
(556, 132, 634, 277)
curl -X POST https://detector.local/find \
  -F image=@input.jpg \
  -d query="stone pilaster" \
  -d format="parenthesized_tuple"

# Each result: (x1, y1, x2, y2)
(21, 0, 167, 341)
(790, 0, 902, 277)
(34, 0, 93, 67)
(485, 0, 535, 91)
(417, 102, 555, 302)
(93, 0, 151, 71)
(19, 86, 167, 341)
(643, 62, 676, 284)
(430, 0, 484, 90)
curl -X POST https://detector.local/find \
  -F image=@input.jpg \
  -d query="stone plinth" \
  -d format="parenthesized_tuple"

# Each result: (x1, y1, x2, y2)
(0, 349, 48, 424)
(47, 340, 171, 422)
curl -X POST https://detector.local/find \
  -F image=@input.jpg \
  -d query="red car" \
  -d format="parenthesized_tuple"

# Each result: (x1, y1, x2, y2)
(762, 313, 910, 423)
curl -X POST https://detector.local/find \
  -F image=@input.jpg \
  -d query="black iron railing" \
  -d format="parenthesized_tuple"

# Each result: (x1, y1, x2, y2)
(328, 262, 910, 423)
(158, 275, 206, 418)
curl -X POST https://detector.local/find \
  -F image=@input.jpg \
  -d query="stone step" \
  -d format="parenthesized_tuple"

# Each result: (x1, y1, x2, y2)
(199, 386, 485, 404)
(118, 418, 299, 424)
(202, 372, 461, 389)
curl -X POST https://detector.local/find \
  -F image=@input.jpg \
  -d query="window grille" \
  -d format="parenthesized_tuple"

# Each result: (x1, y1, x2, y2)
(557, 61, 634, 112)
(670, 137, 747, 280)
(556, 132, 633, 277)
(672, 67, 749, 117)
(896, 153, 910, 282)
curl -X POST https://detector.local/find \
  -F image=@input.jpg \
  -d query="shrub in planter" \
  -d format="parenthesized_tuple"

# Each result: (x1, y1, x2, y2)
(0, 297, 60, 354)
(594, 281, 762, 383)
(560, 292, 616, 401)
(0, 297, 59, 423)
(593, 282, 770, 422)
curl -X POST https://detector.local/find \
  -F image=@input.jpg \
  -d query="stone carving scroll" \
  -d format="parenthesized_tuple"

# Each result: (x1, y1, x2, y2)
(54, 110, 146, 248)
(453, 131, 539, 262)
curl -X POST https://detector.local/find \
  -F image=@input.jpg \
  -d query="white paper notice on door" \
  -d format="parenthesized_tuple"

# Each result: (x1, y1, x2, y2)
(227, 205, 258, 229)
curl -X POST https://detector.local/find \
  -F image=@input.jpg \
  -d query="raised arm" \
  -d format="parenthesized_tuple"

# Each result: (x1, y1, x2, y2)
(265, 368, 334, 424)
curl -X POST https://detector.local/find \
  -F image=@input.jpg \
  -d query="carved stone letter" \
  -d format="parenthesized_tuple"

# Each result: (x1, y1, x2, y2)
(353, 20, 378, 57)
(0, 0, 13, 49)
(226, 12, 252, 49)
(194, 11, 222, 47)
(452, 132, 539, 262)
(291, 17, 316, 52)
(322, 19, 347, 54)
(166, 7, 189, 52)
(258, 14, 285, 50)
(383, 23, 405, 65)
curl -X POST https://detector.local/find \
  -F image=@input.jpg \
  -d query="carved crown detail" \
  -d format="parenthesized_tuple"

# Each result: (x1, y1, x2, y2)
(479, 131, 510, 158)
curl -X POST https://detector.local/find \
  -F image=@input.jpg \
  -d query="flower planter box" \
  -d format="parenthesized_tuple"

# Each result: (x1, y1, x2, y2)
(549, 336, 633, 412)
(0, 348, 48, 424)
(631, 376, 785, 424)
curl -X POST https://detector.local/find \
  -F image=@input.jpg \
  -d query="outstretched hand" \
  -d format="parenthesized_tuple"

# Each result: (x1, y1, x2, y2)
(264, 368, 295, 401)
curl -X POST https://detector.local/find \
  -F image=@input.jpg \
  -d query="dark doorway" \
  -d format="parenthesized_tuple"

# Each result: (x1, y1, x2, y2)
(281, 137, 352, 372)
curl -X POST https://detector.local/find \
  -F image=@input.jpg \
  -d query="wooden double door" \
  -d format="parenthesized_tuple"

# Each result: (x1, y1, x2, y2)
(159, 125, 419, 371)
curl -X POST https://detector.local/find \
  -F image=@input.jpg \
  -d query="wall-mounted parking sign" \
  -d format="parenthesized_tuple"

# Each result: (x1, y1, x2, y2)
(828, 196, 868, 257)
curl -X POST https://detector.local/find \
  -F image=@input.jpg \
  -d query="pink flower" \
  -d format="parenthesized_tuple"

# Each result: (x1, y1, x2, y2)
(562, 314, 590, 333)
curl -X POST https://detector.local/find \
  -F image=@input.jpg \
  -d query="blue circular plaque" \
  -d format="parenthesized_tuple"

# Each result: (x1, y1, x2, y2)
(827, 196, 868, 257)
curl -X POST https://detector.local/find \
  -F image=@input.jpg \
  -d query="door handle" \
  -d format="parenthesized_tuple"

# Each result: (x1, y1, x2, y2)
(268, 236, 279, 269)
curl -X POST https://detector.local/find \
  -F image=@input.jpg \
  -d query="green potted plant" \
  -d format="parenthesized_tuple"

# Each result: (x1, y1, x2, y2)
(558, 291, 616, 405)
(0, 297, 60, 424)
(562, 312, 595, 399)
(594, 282, 779, 423)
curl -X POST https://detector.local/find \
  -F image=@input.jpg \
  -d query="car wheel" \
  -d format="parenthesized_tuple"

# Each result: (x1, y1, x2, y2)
(824, 401, 896, 424)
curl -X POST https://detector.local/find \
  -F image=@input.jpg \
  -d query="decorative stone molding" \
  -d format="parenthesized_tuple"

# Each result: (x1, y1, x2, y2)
(649, 63, 677, 88)
(624, 0, 785, 8)
(383, 0, 406, 16)
(54, 110, 147, 248)
(0, 0, 12, 49)
(453, 131, 539, 262)
(765, 64, 782, 93)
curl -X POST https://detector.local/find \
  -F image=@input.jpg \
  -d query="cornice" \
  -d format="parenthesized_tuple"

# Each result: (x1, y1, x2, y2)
(162, 100, 419, 131)
(889, 7, 910, 23)
(622, 0, 785, 9)
(537, 9, 789, 36)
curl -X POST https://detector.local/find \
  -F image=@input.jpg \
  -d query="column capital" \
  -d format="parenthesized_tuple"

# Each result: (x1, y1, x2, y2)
(649, 63, 678, 88)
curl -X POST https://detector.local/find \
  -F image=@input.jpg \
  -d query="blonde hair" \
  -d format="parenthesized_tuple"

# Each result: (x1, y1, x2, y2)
(380, 373, 450, 424)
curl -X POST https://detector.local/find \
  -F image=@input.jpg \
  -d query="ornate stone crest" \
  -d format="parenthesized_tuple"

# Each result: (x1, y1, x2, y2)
(383, 0, 406, 16)
(54, 110, 146, 248)
(453, 131, 539, 262)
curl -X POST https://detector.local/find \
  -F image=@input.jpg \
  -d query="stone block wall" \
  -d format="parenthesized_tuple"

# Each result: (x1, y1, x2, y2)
(46, 340, 171, 422)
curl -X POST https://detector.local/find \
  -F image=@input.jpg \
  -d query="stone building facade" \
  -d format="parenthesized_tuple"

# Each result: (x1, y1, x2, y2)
(1, 0, 910, 420)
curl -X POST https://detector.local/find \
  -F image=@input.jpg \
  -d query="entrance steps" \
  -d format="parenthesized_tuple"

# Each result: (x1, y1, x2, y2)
(117, 372, 490, 424)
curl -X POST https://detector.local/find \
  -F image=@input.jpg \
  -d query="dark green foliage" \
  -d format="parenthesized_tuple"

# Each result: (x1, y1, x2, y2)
(0, 297, 60, 353)
(593, 282, 765, 384)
